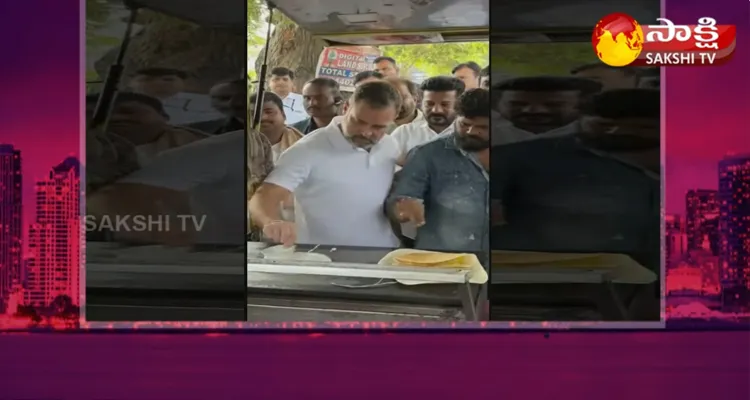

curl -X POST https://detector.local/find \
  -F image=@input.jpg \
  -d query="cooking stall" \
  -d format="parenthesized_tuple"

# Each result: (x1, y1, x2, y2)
(247, 244, 488, 322)
(86, 242, 247, 321)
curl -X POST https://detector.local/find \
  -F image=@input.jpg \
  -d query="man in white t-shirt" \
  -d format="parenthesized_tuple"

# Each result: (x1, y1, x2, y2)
(87, 130, 246, 246)
(268, 67, 308, 125)
(128, 68, 223, 125)
(391, 76, 465, 164)
(249, 81, 403, 248)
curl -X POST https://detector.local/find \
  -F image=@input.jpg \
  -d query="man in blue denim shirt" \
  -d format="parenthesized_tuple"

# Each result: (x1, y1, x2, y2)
(387, 89, 490, 254)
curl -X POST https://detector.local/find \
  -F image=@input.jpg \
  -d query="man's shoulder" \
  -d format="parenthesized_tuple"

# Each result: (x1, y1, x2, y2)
(408, 134, 453, 158)
(291, 118, 310, 131)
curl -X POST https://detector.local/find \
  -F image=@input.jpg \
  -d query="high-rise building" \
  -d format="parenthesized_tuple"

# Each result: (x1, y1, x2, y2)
(24, 157, 81, 307)
(665, 214, 688, 266)
(685, 189, 720, 255)
(718, 154, 750, 310)
(0, 144, 23, 312)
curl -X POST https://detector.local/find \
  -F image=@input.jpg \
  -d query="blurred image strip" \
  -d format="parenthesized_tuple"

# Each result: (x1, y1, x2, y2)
(246, 0, 491, 322)
(488, 0, 662, 322)
(85, 0, 247, 321)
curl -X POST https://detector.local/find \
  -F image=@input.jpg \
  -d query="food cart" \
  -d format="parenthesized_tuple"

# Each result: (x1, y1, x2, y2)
(245, 0, 489, 322)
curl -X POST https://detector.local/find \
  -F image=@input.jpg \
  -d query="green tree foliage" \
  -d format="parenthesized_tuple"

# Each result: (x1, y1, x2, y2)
(382, 42, 489, 77)
(491, 43, 595, 76)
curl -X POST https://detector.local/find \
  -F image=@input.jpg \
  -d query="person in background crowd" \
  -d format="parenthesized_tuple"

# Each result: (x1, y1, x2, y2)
(354, 71, 384, 87)
(391, 76, 465, 163)
(387, 77, 422, 127)
(492, 88, 660, 273)
(249, 81, 402, 248)
(452, 62, 481, 90)
(128, 68, 220, 125)
(268, 67, 308, 125)
(491, 76, 601, 145)
(388, 88, 490, 253)
(373, 56, 400, 78)
(250, 92, 303, 163)
(101, 92, 209, 166)
(571, 63, 639, 90)
(129, 68, 187, 100)
(479, 66, 490, 89)
(292, 78, 343, 135)
(188, 79, 246, 135)
(86, 124, 141, 194)
(248, 128, 275, 240)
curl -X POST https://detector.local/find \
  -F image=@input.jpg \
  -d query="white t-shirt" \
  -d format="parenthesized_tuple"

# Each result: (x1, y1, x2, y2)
(391, 118, 454, 160)
(279, 92, 308, 125)
(119, 130, 245, 245)
(264, 122, 400, 247)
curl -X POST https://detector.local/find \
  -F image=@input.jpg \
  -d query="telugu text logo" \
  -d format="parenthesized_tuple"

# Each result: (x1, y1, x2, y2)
(593, 14, 736, 67)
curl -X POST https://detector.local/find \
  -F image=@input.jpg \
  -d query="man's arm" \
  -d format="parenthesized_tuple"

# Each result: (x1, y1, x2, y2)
(249, 142, 312, 227)
(386, 145, 431, 218)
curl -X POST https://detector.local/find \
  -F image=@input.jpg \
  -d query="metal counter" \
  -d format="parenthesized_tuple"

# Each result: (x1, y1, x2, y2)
(86, 243, 246, 321)
(247, 245, 487, 322)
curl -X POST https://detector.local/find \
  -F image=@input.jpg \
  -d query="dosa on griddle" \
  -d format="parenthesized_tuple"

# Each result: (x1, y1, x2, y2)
(393, 252, 472, 268)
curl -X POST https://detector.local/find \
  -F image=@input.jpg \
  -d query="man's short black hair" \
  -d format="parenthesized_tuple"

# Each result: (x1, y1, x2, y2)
(305, 77, 344, 102)
(134, 68, 188, 79)
(581, 89, 660, 119)
(270, 67, 294, 79)
(351, 80, 401, 111)
(250, 92, 285, 114)
(480, 66, 490, 78)
(420, 76, 466, 96)
(373, 56, 397, 65)
(103, 92, 167, 117)
(455, 88, 490, 119)
(570, 63, 637, 76)
(354, 71, 384, 85)
(493, 76, 602, 95)
(452, 62, 481, 76)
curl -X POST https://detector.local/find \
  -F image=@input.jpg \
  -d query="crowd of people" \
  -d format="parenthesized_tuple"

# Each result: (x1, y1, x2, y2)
(86, 48, 660, 290)
(249, 56, 491, 256)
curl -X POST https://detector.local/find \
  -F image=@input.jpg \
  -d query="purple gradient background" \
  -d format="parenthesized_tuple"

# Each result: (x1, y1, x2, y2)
(0, 0, 748, 399)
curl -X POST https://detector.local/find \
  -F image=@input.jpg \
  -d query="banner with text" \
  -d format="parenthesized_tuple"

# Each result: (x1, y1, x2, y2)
(316, 46, 381, 92)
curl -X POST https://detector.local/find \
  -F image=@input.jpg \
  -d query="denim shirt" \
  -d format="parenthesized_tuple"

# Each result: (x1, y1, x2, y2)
(389, 134, 489, 254)
(491, 135, 661, 272)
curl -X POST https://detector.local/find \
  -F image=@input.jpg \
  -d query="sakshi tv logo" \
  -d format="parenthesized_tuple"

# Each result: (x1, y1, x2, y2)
(592, 13, 736, 67)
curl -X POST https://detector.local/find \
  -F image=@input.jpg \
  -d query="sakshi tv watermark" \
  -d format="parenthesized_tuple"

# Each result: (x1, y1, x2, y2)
(593, 14, 736, 67)
(84, 214, 207, 232)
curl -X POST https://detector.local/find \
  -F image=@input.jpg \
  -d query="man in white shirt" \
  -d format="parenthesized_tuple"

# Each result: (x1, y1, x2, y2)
(391, 76, 465, 163)
(451, 62, 481, 90)
(268, 67, 308, 125)
(491, 76, 601, 146)
(128, 68, 223, 125)
(249, 81, 403, 248)
(87, 130, 246, 246)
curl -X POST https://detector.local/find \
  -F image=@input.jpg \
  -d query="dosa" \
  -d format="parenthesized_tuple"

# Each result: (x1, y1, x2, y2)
(393, 252, 472, 268)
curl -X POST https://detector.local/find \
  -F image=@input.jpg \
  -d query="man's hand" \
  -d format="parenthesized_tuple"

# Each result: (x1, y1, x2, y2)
(394, 198, 425, 227)
(262, 220, 297, 247)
